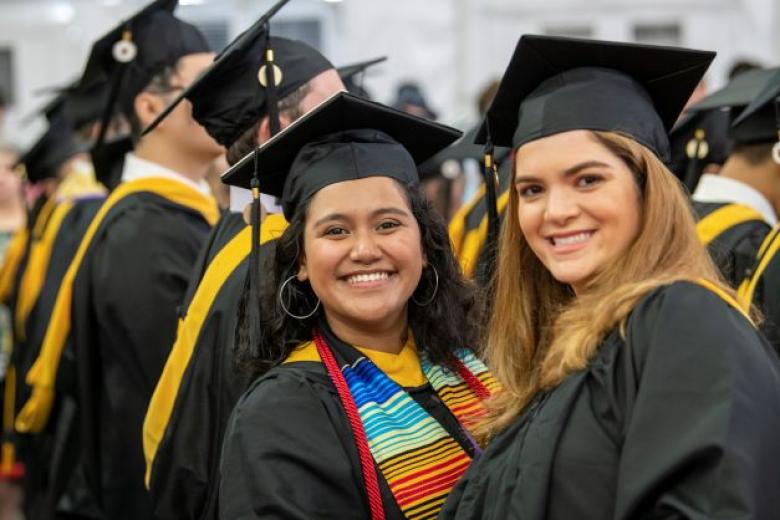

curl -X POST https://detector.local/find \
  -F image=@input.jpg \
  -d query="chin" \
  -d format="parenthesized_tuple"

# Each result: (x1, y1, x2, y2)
(341, 302, 404, 326)
(548, 267, 594, 288)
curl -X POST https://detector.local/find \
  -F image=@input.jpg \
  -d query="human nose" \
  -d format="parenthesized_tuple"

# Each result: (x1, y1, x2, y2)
(544, 186, 580, 225)
(349, 230, 382, 264)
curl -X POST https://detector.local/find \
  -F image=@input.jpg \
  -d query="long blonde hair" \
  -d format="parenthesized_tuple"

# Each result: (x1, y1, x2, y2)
(481, 131, 734, 437)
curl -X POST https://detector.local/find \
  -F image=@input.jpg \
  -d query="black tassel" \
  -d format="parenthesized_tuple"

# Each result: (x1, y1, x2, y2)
(476, 125, 500, 288)
(682, 129, 706, 192)
(247, 27, 282, 358)
(95, 25, 132, 148)
(248, 150, 262, 358)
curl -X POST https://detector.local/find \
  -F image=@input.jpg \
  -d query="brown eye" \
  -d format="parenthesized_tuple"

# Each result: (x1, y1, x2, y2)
(576, 175, 603, 187)
(377, 220, 400, 231)
(324, 227, 348, 236)
(518, 184, 543, 198)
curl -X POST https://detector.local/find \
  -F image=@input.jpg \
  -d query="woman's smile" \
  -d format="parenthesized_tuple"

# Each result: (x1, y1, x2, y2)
(341, 269, 397, 289)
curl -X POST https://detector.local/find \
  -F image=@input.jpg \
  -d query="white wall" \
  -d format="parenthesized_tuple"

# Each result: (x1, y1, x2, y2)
(1, 0, 778, 146)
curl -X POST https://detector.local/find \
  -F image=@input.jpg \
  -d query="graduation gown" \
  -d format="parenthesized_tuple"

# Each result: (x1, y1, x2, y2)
(440, 281, 780, 519)
(737, 225, 780, 353)
(17, 177, 218, 520)
(12, 196, 104, 520)
(0, 195, 55, 484)
(220, 351, 479, 519)
(692, 201, 770, 287)
(144, 211, 286, 520)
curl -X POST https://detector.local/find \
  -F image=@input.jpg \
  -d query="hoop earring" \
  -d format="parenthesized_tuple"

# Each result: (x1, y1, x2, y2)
(278, 275, 321, 320)
(412, 265, 439, 306)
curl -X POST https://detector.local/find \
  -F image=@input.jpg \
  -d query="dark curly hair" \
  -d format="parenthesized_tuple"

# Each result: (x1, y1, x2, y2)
(235, 180, 478, 376)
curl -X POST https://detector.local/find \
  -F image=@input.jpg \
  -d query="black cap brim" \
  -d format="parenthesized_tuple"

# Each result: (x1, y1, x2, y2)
(688, 67, 777, 113)
(477, 35, 715, 147)
(732, 67, 780, 127)
(140, 0, 291, 137)
(337, 56, 387, 82)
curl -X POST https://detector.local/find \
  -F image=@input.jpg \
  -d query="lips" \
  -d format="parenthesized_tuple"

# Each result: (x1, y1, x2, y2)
(344, 270, 394, 286)
(549, 231, 593, 247)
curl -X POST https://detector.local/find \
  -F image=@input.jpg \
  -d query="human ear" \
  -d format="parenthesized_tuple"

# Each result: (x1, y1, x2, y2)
(297, 260, 308, 282)
(257, 117, 271, 143)
(134, 92, 166, 128)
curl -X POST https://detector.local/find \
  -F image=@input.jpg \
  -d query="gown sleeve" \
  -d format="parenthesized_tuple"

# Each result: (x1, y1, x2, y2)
(614, 281, 780, 519)
(219, 366, 371, 520)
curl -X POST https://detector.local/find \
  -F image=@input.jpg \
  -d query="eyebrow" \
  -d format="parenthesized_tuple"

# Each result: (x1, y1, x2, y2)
(312, 207, 410, 228)
(515, 160, 612, 184)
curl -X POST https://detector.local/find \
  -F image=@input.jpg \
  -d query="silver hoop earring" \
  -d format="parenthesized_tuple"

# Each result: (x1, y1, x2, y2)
(412, 266, 439, 306)
(278, 275, 321, 320)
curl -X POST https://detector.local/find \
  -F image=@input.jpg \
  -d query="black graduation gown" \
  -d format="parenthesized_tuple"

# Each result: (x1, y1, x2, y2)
(744, 226, 780, 353)
(66, 190, 213, 519)
(147, 211, 255, 520)
(440, 281, 780, 519)
(12, 197, 103, 520)
(692, 201, 770, 287)
(220, 359, 477, 519)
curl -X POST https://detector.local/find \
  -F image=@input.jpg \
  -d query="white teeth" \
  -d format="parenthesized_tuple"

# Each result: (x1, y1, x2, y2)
(552, 232, 592, 246)
(347, 272, 390, 284)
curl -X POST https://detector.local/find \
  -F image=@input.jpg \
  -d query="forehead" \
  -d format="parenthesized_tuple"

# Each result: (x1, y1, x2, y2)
(177, 52, 216, 81)
(306, 176, 410, 218)
(514, 130, 619, 175)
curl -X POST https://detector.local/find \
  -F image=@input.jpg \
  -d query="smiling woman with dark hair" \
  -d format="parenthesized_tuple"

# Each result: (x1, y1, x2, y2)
(219, 92, 497, 519)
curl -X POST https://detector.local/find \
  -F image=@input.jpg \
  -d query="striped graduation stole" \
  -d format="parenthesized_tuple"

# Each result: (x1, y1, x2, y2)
(341, 346, 496, 519)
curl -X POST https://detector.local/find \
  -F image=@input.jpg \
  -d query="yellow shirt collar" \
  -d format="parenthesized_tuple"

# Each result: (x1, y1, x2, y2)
(283, 334, 426, 388)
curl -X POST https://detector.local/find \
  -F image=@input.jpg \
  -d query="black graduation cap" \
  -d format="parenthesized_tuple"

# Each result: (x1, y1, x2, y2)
(337, 56, 386, 98)
(731, 67, 780, 151)
(221, 91, 462, 219)
(668, 108, 732, 191)
(141, 0, 334, 147)
(687, 68, 775, 115)
(478, 35, 715, 159)
(18, 115, 87, 183)
(417, 126, 509, 180)
(77, 0, 210, 135)
(21, 79, 108, 131)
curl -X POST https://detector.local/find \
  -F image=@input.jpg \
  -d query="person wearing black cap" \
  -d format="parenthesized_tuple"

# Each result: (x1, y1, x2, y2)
(14, 2, 222, 518)
(678, 68, 779, 288)
(439, 35, 780, 519)
(12, 91, 121, 518)
(0, 105, 110, 518)
(734, 68, 780, 353)
(217, 91, 496, 519)
(140, 5, 345, 517)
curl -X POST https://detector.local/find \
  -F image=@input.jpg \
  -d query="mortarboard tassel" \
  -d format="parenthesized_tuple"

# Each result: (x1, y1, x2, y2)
(476, 124, 501, 289)
(683, 128, 708, 192)
(248, 26, 282, 358)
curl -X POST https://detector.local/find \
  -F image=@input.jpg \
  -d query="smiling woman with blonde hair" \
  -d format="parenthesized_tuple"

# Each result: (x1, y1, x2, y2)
(441, 36, 780, 519)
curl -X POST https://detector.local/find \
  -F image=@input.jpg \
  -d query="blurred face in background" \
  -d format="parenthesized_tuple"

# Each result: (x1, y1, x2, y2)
(0, 149, 22, 204)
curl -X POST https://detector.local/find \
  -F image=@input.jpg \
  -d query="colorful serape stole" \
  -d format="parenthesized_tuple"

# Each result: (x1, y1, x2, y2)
(314, 329, 496, 520)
